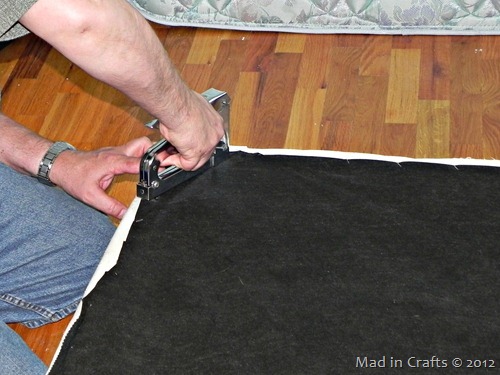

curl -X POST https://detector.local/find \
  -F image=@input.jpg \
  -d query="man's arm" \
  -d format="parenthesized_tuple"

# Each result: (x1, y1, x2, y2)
(0, 113, 52, 176)
(0, 113, 151, 218)
(19, 0, 224, 171)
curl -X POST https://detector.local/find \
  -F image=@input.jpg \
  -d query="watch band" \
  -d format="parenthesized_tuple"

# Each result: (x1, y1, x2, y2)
(37, 141, 76, 186)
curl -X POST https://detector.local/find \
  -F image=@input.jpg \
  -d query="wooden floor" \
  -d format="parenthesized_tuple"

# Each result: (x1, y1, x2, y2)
(1, 25, 499, 367)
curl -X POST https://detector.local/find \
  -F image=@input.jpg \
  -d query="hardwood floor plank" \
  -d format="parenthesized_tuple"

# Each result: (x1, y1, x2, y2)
(351, 75, 389, 154)
(416, 100, 450, 158)
(161, 27, 195, 70)
(103, 106, 153, 147)
(482, 72, 500, 159)
(359, 35, 392, 77)
(450, 143, 483, 159)
(296, 34, 337, 89)
(275, 33, 306, 53)
(231, 71, 261, 146)
(186, 28, 223, 65)
(1, 78, 39, 118)
(318, 119, 353, 151)
(181, 64, 213, 92)
(453, 38, 489, 96)
(480, 35, 500, 60)
(377, 123, 417, 157)
(337, 34, 366, 48)
(250, 52, 302, 148)
(450, 39, 485, 157)
(483, 109, 500, 160)
(418, 36, 451, 100)
(284, 88, 326, 149)
(219, 29, 250, 41)
(8, 36, 51, 80)
(450, 92, 484, 157)
(321, 47, 361, 135)
(450, 94, 483, 158)
(391, 35, 423, 49)
(38, 92, 85, 141)
(60, 64, 92, 94)
(0, 38, 28, 93)
(208, 39, 249, 95)
(385, 48, 421, 124)
(241, 33, 278, 72)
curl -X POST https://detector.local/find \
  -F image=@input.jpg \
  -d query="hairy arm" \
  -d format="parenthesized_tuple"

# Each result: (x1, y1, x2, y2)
(0, 113, 151, 218)
(20, 0, 224, 170)
(0, 113, 52, 175)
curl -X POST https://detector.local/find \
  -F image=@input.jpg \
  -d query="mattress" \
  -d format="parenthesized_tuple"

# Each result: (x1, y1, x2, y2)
(128, 0, 500, 34)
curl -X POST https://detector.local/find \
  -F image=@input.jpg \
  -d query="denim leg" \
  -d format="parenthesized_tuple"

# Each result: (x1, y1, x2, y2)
(0, 163, 115, 327)
(0, 322, 47, 375)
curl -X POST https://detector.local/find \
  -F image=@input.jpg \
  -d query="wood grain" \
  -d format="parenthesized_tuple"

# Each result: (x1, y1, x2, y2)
(416, 100, 451, 158)
(1, 27, 499, 367)
(385, 48, 421, 124)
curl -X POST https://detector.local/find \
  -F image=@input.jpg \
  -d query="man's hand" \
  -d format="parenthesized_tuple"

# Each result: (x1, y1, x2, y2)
(158, 91, 225, 171)
(49, 137, 153, 219)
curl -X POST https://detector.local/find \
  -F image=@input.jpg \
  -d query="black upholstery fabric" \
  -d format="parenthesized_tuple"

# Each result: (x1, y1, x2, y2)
(51, 152, 500, 374)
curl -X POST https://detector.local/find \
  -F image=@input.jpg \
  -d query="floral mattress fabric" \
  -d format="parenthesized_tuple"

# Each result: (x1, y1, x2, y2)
(128, 0, 500, 34)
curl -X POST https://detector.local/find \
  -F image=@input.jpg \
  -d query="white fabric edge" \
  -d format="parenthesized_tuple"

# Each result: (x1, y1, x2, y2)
(230, 146, 500, 167)
(46, 146, 500, 373)
(81, 196, 143, 299)
(47, 196, 143, 374)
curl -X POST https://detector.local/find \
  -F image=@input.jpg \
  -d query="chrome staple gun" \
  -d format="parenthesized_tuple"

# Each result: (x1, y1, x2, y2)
(137, 88, 230, 200)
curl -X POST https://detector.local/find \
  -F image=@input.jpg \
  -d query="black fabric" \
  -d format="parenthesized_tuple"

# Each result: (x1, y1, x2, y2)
(51, 152, 500, 374)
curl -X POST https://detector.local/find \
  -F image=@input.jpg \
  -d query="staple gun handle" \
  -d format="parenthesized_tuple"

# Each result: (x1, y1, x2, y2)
(137, 88, 230, 200)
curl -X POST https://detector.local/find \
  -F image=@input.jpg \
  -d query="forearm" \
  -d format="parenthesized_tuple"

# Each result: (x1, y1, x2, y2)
(20, 0, 224, 172)
(20, 0, 192, 128)
(0, 113, 52, 175)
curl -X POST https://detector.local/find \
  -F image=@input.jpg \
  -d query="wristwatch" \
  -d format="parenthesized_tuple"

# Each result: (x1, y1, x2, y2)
(37, 141, 76, 186)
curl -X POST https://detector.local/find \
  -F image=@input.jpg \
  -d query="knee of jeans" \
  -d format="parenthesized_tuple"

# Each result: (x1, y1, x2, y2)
(67, 209, 116, 264)
(80, 209, 115, 244)
(0, 211, 116, 328)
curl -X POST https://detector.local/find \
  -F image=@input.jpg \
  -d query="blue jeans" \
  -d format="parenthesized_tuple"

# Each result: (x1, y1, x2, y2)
(0, 163, 115, 374)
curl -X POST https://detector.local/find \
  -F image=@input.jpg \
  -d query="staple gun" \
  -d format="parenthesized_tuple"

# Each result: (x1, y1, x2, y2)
(137, 88, 230, 200)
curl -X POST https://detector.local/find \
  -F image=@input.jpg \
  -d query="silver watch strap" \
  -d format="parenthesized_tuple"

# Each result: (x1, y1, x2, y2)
(37, 141, 76, 186)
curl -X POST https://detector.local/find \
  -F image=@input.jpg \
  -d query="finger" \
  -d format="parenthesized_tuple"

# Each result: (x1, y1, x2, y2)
(117, 137, 153, 157)
(161, 153, 201, 171)
(86, 187, 128, 219)
(155, 149, 174, 164)
(160, 153, 183, 170)
(161, 154, 212, 171)
(109, 155, 144, 175)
